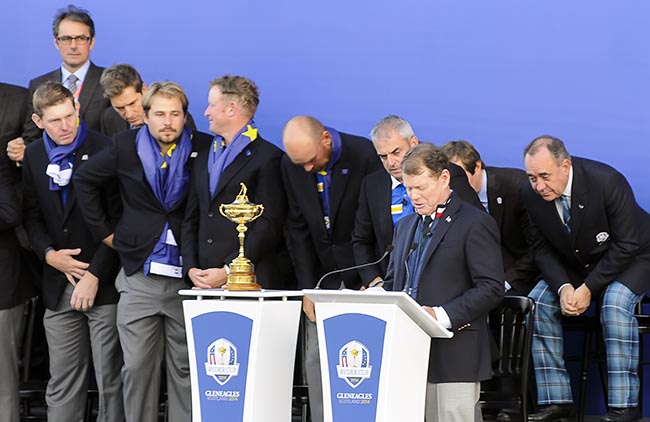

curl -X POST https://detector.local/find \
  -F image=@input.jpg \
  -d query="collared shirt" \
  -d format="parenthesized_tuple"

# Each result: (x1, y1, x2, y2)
(478, 169, 489, 212)
(61, 60, 91, 99)
(554, 165, 574, 224)
(555, 164, 574, 295)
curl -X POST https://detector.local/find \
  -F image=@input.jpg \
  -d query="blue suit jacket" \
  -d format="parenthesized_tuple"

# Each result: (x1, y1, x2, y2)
(385, 195, 504, 383)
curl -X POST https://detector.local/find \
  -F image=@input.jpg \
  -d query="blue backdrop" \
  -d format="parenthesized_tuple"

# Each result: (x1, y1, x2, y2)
(2, 0, 649, 414)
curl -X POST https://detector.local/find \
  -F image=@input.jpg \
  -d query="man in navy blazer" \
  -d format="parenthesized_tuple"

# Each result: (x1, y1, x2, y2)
(22, 82, 122, 422)
(75, 82, 212, 422)
(182, 75, 286, 289)
(281, 115, 382, 422)
(351, 115, 483, 288)
(442, 140, 539, 296)
(8, 5, 109, 163)
(383, 143, 504, 421)
(0, 153, 37, 422)
(523, 136, 650, 422)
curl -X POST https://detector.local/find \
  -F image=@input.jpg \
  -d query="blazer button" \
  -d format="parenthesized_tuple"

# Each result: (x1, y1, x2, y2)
(207, 238, 213, 244)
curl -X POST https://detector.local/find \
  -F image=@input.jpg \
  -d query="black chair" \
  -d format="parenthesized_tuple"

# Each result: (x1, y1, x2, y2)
(18, 296, 48, 421)
(561, 305, 608, 422)
(480, 296, 536, 421)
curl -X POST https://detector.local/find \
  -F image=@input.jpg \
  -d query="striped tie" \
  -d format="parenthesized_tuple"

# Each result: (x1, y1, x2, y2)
(67, 74, 79, 95)
(560, 195, 571, 233)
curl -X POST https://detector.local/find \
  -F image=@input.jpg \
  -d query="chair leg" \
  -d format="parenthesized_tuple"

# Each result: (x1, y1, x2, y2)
(577, 330, 591, 422)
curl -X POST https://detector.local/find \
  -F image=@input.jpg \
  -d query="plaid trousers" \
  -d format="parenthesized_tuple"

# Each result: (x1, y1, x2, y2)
(529, 280, 644, 407)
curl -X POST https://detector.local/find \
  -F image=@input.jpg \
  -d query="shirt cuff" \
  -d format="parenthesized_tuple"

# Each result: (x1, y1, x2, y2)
(433, 306, 452, 329)
(558, 283, 572, 295)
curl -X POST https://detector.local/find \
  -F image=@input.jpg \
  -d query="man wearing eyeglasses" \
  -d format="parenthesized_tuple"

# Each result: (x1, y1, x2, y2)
(7, 5, 109, 165)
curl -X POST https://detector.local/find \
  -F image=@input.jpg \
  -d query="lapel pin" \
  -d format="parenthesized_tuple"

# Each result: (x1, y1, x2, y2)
(341, 169, 349, 175)
(190, 152, 198, 158)
(445, 216, 451, 223)
(596, 232, 609, 243)
(496, 197, 502, 204)
(81, 154, 88, 161)
(578, 204, 584, 209)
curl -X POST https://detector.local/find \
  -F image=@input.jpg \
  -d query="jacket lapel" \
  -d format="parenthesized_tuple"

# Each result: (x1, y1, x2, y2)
(378, 173, 394, 239)
(420, 197, 459, 266)
(568, 160, 587, 242)
(77, 63, 101, 117)
(328, 156, 350, 227)
(211, 144, 253, 201)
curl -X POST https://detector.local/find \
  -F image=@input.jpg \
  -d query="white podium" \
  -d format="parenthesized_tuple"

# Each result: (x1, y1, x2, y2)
(180, 289, 302, 422)
(303, 289, 452, 422)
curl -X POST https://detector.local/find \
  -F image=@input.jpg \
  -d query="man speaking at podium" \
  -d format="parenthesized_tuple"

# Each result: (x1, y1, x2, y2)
(382, 143, 504, 421)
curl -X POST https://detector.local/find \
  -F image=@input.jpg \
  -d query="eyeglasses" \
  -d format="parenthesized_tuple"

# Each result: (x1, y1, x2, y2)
(55, 35, 92, 45)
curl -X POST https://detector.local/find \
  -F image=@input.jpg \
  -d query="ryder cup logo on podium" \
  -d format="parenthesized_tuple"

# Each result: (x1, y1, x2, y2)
(337, 340, 372, 388)
(205, 338, 240, 386)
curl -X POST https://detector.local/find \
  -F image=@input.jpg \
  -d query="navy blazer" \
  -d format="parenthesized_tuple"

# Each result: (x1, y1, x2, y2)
(384, 196, 504, 383)
(523, 157, 650, 295)
(485, 166, 539, 294)
(351, 162, 483, 285)
(181, 134, 287, 288)
(22, 62, 110, 142)
(281, 132, 382, 290)
(74, 128, 212, 276)
(22, 129, 120, 310)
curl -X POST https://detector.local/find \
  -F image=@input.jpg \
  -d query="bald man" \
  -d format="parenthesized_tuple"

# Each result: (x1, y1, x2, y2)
(281, 115, 381, 422)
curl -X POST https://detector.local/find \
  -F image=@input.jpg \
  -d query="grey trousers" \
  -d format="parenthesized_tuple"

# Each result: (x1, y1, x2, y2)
(44, 283, 123, 422)
(425, 381, 482, 422)
(304, 318, 324, 422)
(115, 269, 190, 422)
(0, 303, 25, 422)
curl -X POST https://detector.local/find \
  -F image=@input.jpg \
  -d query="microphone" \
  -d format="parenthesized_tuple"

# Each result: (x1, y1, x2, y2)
(403, 243, 418, 296)
(315, 245, 394, 289)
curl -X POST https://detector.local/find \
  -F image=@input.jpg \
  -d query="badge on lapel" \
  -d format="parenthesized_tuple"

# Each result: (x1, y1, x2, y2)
(445, 216, 451, 223)
(496, 197, 502, 205)
(190, 152, 198, 158)
(341, 169, 349, 175)
(81, 154, 89, 161)
(596, 232, 609, 244)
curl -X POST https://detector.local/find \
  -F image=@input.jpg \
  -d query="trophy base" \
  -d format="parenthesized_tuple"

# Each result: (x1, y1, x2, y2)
(223, 273, 262, 291)
(223, 281, 262, 291)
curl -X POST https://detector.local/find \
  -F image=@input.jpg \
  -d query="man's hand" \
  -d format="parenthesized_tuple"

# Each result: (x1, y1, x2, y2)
(188, 267, 227, 289)
(303, 295, 316, 322)
(559, 284, 579, 316)
(572, 283, 592, 315)
(45, 248, 89, 285)
(7, 137, 25, 163)
(70, 271, 99, 311)
(422, 306, 438, 320)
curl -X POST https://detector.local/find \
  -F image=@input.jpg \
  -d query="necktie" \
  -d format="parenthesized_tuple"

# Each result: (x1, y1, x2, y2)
(419, 216, 433, 248)
(67, 74, 79, 95)
(560, 195, 571, 233)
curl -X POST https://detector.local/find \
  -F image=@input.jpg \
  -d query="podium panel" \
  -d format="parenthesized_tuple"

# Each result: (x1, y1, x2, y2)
(304, 290, 452, 422)
(181, 290, 302, 422)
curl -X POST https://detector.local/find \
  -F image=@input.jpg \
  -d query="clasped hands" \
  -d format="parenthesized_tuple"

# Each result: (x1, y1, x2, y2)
(559, 283, 592, 316)
(45, 248, 98, 312)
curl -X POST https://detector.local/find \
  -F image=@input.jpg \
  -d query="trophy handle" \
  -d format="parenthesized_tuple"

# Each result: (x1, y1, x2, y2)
(248, 204, 264, 223)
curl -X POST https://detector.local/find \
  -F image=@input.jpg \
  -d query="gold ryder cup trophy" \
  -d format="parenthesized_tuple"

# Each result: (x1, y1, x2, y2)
(219, 183, 264, 290)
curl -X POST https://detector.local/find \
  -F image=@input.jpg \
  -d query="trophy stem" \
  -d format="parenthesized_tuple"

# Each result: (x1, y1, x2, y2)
(237, 223, 247, 258)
